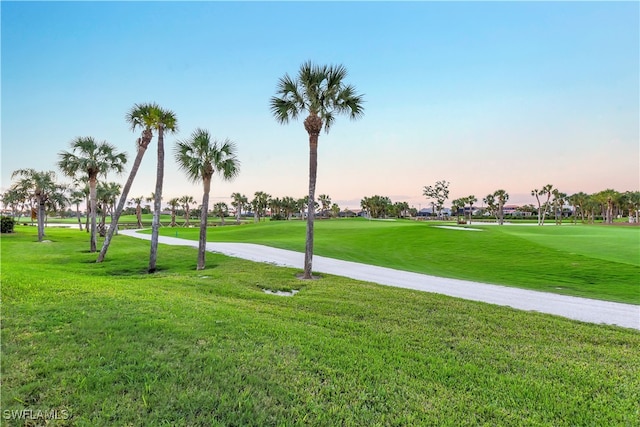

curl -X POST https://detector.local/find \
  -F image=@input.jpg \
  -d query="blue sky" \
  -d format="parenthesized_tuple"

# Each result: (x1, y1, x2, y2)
(2, 1, 638, 209)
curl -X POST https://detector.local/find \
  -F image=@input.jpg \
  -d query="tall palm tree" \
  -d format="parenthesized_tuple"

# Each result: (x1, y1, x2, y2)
(10, 169, 59, 242)
(270, 61, 364, 279)
(175, 128, 240, 270)
(58, 137, 127, 252)
(98, 103, 156, 262)
(144, 105, 178, 273)
(230, 192, 248, 224)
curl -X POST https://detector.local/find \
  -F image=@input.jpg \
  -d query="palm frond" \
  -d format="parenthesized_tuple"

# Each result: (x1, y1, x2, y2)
(272, 61, 365, 133)
(174, 128, 240, 185)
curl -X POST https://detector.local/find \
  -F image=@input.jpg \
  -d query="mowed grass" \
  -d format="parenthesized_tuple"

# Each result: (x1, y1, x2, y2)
(1, 227, 639, 426)
(156, 219, 640, 304)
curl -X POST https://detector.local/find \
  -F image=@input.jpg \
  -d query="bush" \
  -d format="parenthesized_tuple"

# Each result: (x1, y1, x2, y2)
(1, 216, 15, 233)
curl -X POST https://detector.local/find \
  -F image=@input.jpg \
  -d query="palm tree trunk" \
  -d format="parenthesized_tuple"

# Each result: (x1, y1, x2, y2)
(97, 142, 149, 263)
(171, 209, 176, 227)
(76, 204, 83, 231)
(89, 176, 98, 252)
(136, 206, 142, 228)
(197, 177, 211, 270)
(85, 198, 90, 232)
(37, 199, 45, 242)
(303, 135, 319, 279)
(149, 126, 165, 273)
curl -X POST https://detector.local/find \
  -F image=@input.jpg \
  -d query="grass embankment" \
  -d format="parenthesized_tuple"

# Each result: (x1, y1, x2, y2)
(156, 219, 640, 304)
(2, 227, 639, 426)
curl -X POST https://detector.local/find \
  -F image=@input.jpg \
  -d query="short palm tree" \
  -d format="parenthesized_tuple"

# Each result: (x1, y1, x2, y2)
(318, 194, 331, 218)
(10, 169, 59, 242)
(494, 189, 509, 225)
(230, 192, 248, 224)
(270, 61, 364, 279)
(180, 195, 196, 226)
(69, 188, 86, 231)
(213, 202, 229, 225)
(466, 195, 477, 225)
(130, 196, 145, 228)
(167, 197, 180, 227)
(58, 137, 127, 252)
(97, 182, 122, 233)
(175, 128, 239, 270)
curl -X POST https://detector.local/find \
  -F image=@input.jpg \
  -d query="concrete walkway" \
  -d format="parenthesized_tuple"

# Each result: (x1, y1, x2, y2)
(120, 229, 639, 330)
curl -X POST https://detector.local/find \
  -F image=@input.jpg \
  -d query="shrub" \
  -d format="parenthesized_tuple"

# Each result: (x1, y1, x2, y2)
(1, 216, 15, 233)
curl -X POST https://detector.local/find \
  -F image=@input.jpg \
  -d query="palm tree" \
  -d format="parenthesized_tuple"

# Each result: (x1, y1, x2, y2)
(58, 137, 127, 252)
(623, 191, 640, 223)
(2, 187, 27, 222)
(10, 169, 59, 242)
(45, 183, 69, 225)
(180, 195, 196, 226)
(318, 194, 331, 218)
(251, 191, 270, 222)
(130, 196, 145, 228)
(493, 189, 509, 225)
(69, 188, 86, 231)
(230, 192, 248, 224)
(282, 196, 297, 220)
(296, 197, 308, 220)
(146, 105, 178, 273)
(270, 61, 364, 279)
(175, 128, 240, 270)
(551, 189, 567, 225)
(331, 203, 341, 218)
(168, 197, 180, 227)
(483, 194, 497, 221)
(146, 193, 155, 216)
(531, 185, 553, 225)
(97, 182, 122, 235)
(568, 192, 587, 224)
(98, 103, 157, 263)
(465, 195, 477, 224)
(213, 202, 229, 225)
(451, 198, 465, 223)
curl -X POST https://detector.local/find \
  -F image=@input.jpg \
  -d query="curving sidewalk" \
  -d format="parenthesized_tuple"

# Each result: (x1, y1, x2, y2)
(119, 229, 639, 330)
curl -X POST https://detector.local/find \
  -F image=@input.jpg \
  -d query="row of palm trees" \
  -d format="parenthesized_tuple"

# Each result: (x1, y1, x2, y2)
(5, 62, 364, 277)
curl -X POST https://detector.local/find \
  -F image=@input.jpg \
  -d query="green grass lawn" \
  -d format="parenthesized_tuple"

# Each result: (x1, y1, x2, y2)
(154, 218, 640, 304)
(2, 227, 639, 426)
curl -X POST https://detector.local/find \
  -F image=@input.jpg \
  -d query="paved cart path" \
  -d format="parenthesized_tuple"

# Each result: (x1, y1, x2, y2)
(120, 229, 639, 330)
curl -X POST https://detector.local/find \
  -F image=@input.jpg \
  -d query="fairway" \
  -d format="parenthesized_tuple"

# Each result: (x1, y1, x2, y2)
(2, 227, 639, 426)
(156, 219, 640, 304)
